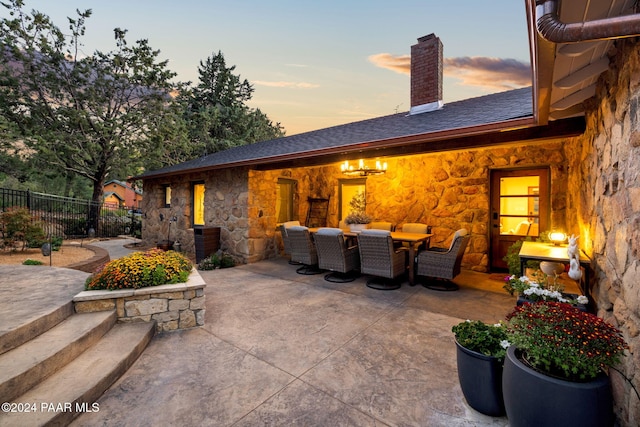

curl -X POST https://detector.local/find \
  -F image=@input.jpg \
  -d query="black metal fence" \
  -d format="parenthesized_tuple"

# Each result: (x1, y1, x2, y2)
(0, 188, 141, 239)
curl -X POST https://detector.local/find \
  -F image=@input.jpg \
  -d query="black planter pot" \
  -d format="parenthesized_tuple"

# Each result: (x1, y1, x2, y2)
(502, 346, 613, 427)
(455, 340, 505, 416)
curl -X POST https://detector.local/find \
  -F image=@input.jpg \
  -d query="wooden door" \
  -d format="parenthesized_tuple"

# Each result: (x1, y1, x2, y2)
(489, 168, 549, 271)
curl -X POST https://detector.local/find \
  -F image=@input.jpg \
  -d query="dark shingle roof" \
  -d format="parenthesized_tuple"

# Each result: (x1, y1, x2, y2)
(140, 87, 532, 179)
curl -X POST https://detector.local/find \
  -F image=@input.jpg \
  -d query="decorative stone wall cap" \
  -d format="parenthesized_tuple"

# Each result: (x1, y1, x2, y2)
(74, 289, 135, 301)
(73, 268, 205, 302)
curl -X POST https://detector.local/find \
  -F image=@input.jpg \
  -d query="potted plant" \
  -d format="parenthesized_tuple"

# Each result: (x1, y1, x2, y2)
(451, 320, 510, 416)
(502, 301, 628, 427)
(343, 192, 372, 232)
(503, 273, 589, 310)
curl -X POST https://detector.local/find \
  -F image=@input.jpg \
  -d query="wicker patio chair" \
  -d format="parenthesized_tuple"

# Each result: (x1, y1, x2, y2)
(314, 227, 361, 283)
(369, 221, 395, 231)
(357, 229, 407, 290)
(287, 225, 322, 275)
(416, 228, 470, 291)
(399, 223, 432, 251)
(279, 220, 301, 264)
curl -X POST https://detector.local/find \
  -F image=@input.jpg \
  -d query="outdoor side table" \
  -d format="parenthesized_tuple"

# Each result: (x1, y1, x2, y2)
(518, 240, 592, 304)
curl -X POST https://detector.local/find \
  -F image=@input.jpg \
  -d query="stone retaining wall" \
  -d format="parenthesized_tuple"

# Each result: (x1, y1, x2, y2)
(72, 269, 206, 333)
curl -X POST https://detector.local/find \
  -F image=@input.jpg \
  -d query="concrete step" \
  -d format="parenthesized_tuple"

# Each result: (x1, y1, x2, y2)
(0, 321, 155, 427)
(0, 301, 74, 355)
(0, 265, 88, 356)
(0, 310, 116, 403)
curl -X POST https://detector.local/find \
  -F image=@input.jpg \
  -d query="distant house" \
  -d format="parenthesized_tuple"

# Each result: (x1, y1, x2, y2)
(102, 179, 142, 210)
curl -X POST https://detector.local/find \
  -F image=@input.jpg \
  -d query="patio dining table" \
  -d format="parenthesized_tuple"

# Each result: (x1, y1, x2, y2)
(309, 228, 432, 285)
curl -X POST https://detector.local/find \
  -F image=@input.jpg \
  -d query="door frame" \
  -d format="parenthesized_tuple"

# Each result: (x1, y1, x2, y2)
(489, 167, 550, 271)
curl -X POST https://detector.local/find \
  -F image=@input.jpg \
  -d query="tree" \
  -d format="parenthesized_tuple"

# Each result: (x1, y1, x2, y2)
(0, 0, 179, 220)
(180, 51, 284, 157)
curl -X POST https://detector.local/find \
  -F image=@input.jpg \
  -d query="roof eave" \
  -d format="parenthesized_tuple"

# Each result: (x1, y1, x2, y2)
(136, 115, 588, 181)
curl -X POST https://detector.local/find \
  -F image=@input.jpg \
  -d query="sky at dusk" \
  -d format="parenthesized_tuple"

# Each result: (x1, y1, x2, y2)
(10, 1, 533, 135)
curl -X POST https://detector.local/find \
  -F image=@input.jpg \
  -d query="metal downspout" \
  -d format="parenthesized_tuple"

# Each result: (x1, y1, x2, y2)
(537, 0, 640, 43)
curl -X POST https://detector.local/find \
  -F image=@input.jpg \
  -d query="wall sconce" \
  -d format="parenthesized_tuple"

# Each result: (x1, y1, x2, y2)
(340, 159, 387, 177)
(549, 231, 567, 246)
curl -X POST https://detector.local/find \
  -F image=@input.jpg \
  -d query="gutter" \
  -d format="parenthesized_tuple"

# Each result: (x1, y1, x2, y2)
(536, 0, 640, 43)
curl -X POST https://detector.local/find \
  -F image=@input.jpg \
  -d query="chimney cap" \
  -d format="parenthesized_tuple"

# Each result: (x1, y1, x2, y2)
(417, 33, 437, 43)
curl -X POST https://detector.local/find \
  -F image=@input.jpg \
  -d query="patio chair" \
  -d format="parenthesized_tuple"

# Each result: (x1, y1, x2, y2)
(400, 223, 432, 251)
(357, 229, 407, 290)
(287, 225, 322, 275)
(369, 221, 395, 231)
(416, 228, 470, 291)
(314, 227, 360, 282)
(279, 220, 301, 264)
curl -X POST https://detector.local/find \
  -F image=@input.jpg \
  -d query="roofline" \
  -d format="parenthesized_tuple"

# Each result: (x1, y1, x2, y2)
(137, 115, 586, 181)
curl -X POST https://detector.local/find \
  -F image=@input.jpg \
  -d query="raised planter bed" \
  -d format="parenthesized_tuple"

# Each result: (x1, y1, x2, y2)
(72, 269, 206, 332)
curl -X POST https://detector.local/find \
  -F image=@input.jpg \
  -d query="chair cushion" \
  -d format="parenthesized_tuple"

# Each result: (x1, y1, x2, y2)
(448, 228, 468, 250)
(361, 229, 391, 236)
(402, 223, 429, 234)
(316, 227, 343, 236)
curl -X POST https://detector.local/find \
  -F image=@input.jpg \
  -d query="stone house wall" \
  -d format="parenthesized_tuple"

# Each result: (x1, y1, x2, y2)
(141, 141, 571, 270)
(247, 142, 570, 273)
(564, 38, 640, 425)
(140, 167, 252, 263)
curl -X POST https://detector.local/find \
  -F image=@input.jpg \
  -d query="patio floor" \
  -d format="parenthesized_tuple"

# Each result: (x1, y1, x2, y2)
(67, 253, 515, 426)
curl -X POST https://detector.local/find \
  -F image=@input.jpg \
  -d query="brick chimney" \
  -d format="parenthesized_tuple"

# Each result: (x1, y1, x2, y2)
(410, 33, 443, 115)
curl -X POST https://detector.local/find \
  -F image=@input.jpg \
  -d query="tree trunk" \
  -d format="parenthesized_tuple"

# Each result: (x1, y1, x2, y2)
(88, 175, 105, 236)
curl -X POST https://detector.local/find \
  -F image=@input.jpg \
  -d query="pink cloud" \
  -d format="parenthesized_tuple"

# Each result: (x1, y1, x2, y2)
(368, 53, 531, 90)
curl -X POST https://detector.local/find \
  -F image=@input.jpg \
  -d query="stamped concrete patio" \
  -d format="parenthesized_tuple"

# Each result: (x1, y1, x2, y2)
(66, 240, 515, 426)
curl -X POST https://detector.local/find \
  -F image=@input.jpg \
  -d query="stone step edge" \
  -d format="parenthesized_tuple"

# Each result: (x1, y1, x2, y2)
(0, 321, 155, 427)
(73, 268, 205, 302)
(0, 301, 73, 356)
(0, 310, 116, 404)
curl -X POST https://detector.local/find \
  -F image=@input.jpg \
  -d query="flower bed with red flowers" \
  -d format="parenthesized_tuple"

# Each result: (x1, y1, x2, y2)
(505, 301, 628, 381)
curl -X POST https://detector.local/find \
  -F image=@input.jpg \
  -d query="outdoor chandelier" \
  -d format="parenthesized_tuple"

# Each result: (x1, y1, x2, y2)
(340, 159, 387, 177)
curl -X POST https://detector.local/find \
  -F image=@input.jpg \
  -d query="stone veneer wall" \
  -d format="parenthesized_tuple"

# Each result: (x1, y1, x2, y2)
(251, 142, 570, 273)
(140, 167, 256, 263)
(564, 39, 640, 426)
(141, 142, 571, 270)
(73, 270, 206, 333)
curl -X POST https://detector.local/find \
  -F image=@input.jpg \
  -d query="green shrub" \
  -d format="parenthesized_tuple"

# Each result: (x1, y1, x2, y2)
(198, 250, 235, 270)
(22, 258, 43, 265)
(502, 238, 541, 275)
(50, 236, 63, 251)
(63, 218, 87, 236)
(0, 206, 46, 250)
(85, 249, 193, 290)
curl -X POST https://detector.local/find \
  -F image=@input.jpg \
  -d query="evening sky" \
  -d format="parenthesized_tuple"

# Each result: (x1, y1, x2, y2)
(13, 1, 532, 135)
